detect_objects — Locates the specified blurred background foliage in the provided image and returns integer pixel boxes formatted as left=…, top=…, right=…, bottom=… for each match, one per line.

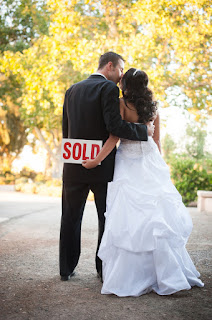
left=0, top=0, right=211, bottom=203
left=163, top=125, right=212, bottom=205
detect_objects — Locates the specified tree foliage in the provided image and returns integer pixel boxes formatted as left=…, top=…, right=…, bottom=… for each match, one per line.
left=185, top=124, right=207, bottom=159
left=0, top=0, right=50, bottom=170
left=162, top=133, right=176, bottom=162
left=0, top=0, right=211, bottom=176
left=47, top=0, right=211, bottom=116
left=169, top=157, right=212, bottom=205
left=0, top=0, right=50, bottom=52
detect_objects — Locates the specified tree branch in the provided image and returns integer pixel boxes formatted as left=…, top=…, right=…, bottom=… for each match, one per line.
left=34, top=127, right=56, bottom=159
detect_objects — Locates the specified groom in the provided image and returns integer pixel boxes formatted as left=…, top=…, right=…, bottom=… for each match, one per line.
left=60, top=51, right=154, bottom=281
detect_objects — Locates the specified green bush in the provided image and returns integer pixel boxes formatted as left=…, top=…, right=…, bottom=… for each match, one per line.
left=20, top=167, right=37, bottom=180
left=34, top=173, right=48, bottom=183
left=0, top=168, right=63, bottom=197
left=14, top=177, right=62, bottom=197
left=169, top=156, right=212, bottom=205
left=0, top=168, right=40, bottom=185
left=0, top=169, right=16, bottom=185
left=46, top=178, right=62, bottom=187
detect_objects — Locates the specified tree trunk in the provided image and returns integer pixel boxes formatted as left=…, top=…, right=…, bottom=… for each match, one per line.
left=51, top=154, right=63, bottom=179
left=34, top=127, right=62, bottom=179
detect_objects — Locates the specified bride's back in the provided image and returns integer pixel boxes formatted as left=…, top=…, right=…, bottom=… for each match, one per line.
left=119, top=96, right=161, bottom=152
left=119, top=98, right=140, bottom=123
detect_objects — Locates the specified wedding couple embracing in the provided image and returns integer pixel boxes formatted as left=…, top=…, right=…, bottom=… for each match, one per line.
left=60, top=52, right=204, bottom=297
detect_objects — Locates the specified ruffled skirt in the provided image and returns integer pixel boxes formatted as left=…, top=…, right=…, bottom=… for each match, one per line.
left=98, top=139, right=204, bottom=296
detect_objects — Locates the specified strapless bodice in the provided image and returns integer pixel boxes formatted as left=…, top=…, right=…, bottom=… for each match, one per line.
left=118, top=137, right=157, bottom=158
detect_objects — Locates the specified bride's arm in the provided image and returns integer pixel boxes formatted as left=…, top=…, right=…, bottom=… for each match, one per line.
left=82, top=134, right=119, bottom=169
left=82, top=100, right=124, bottom=169
left=152, top=112, right=161, bottom=153
left=82, top=99, right=128, bottom=169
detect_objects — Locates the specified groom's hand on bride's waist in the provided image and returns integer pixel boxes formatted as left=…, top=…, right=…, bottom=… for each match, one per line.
left=146, top=122, right=155, bottom=136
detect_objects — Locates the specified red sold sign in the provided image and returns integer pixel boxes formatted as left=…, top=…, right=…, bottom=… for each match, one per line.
left=61, top=139, right=103, bottom=164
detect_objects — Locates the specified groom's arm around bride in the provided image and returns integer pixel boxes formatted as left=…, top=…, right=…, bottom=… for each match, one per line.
left=60, top=51, right=154, bottom=281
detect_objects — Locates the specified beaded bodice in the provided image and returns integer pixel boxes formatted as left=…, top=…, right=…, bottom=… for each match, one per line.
left=118, top=137, right=157, bottom=159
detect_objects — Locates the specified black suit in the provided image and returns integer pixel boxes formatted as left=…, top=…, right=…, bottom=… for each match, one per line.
left=60, top=74, right=148, bottom=277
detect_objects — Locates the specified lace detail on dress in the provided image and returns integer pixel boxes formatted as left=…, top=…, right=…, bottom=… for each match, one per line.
left=140, top=137, right=158, bottom=155
left=118, top=137, right=157, bottom=159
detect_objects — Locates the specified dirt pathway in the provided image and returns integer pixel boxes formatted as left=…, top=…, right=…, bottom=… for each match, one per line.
left=0, top=191, right=211, bottom=320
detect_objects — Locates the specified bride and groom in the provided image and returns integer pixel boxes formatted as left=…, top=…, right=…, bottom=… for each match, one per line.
left=60, top=51, right=204, bottom=296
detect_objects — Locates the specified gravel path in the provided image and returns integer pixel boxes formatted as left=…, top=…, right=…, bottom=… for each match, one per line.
left=0, top=191, right=211, bottom=320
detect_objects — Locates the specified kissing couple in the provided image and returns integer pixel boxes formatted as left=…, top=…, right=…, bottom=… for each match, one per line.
left=60, top=51, right=204, bottom=296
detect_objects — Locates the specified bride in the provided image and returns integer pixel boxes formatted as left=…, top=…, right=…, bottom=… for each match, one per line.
left=82, top=68, right=204, bottom=297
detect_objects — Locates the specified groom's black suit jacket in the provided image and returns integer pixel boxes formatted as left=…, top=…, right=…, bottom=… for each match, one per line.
left=62, top=74, right=148, bottom=184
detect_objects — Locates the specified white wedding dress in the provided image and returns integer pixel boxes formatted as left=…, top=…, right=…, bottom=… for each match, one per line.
left=98, top=137, right=204, bottom=297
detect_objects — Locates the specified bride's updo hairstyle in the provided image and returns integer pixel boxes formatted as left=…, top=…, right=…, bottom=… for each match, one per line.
left=121, top=68, right=157, bottom=124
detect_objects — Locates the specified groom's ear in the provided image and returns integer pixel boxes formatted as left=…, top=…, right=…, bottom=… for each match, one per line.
left=107, top=61, right=114, bottom=71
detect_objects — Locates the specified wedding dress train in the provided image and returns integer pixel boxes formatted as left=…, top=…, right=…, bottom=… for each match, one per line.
left=98, top=137, right=204, bottom=297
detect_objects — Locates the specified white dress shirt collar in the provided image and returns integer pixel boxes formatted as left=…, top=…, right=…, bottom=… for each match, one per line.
left=91, top=72, right=107, bottom=80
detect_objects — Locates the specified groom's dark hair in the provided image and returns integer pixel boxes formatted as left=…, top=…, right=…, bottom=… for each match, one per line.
left=98, top=52, right=125, bottom=69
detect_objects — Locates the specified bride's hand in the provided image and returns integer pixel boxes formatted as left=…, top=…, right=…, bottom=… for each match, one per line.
left=82, top=159, right=98, bottom=169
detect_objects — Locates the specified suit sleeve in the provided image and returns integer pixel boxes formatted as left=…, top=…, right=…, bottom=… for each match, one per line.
left=62, top=91, right=68, bottom=138
left=102, top=84, right=148, bottom=141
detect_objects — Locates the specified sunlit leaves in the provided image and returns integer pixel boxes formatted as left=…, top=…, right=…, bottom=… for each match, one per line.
left=0, top=0, right=211, bottom=171
left=44, top=0, right=211, bottom=117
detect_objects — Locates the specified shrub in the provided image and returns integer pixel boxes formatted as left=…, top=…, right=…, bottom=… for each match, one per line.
left=169, top=156, right=212, bottom=205
left=14, top=177, right=62, bottom=197
left=15, top=177, right=30, bottom=191
left=0, top=172, right=15, bottom=185
left=0, top=168, right=16, bottom=185
left=46, top=178, right=62, bottom=187
left=34, top=173, right=48, bottom=183
left=19, top=167, right=37, bottom=180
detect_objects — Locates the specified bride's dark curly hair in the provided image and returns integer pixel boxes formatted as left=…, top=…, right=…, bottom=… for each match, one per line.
left=121, top=68, right=157, bottom=124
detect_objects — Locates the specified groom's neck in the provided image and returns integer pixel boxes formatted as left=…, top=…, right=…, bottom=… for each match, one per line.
left=96, top=69, right=108, bottom=80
